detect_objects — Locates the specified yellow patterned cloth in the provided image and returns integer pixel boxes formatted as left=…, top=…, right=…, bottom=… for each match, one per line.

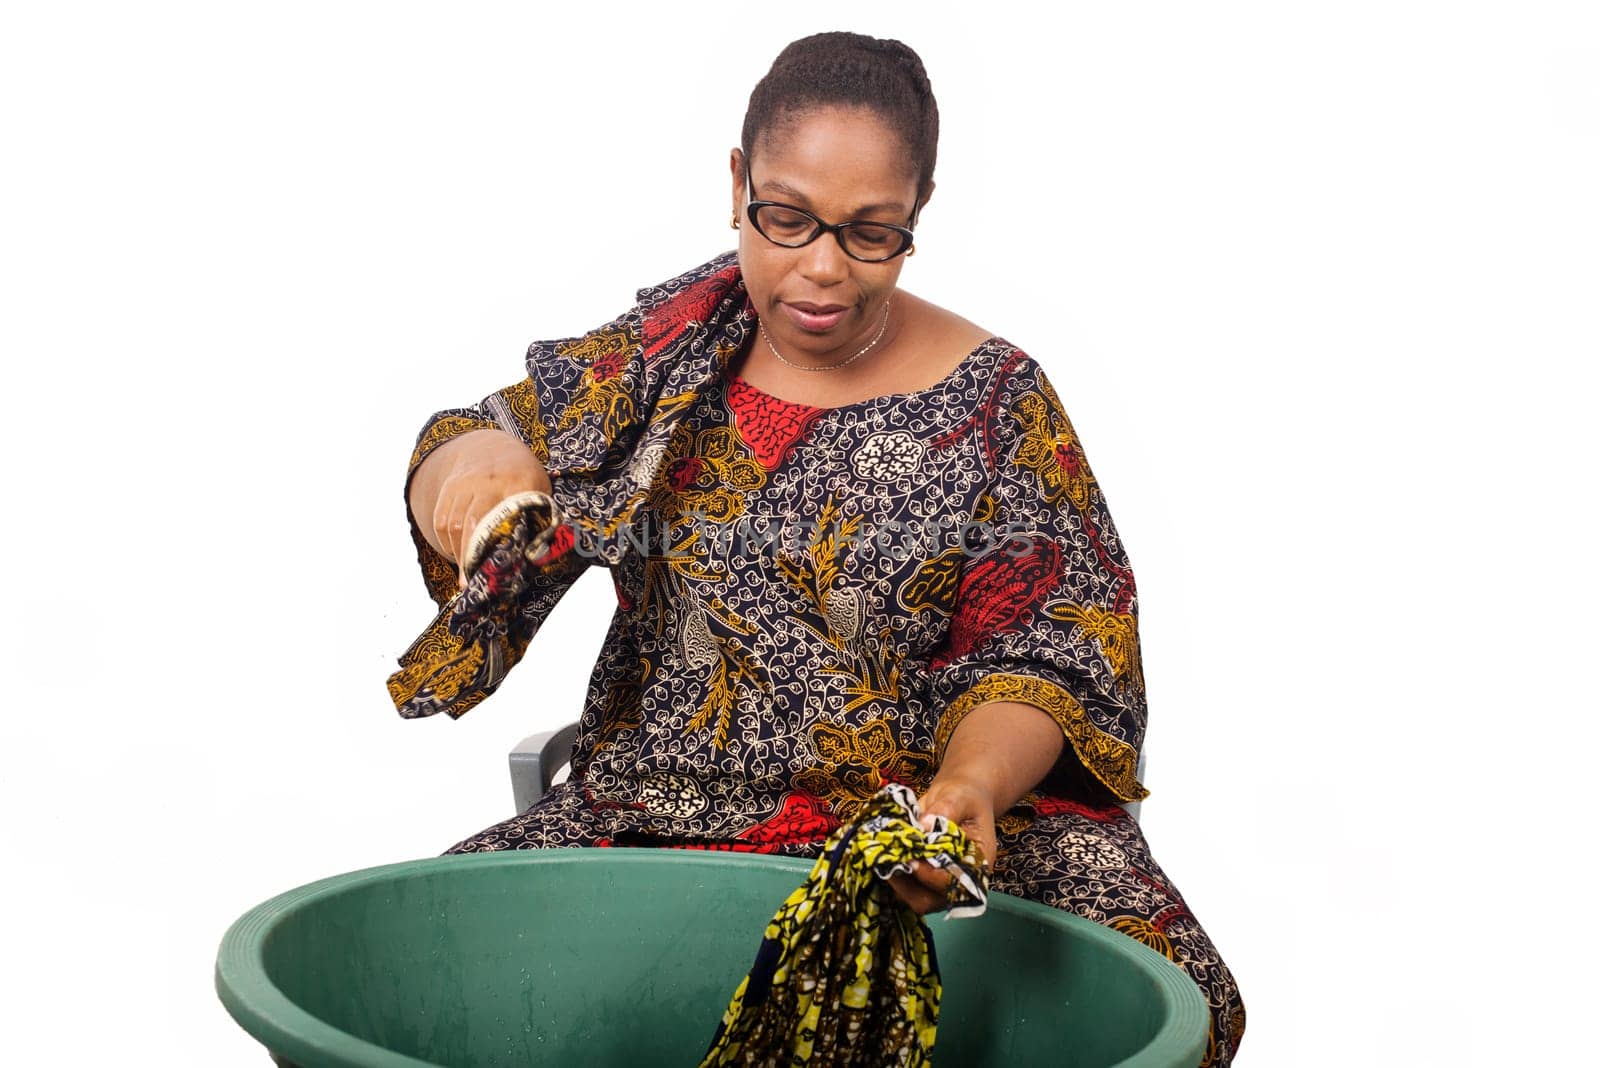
left=700, top=783, right=987, bottom=1067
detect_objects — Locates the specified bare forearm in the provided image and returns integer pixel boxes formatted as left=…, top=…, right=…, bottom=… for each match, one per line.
left=937, top=701, right=1065, bottom=814
left=892, top=700, right=1066, bottom=912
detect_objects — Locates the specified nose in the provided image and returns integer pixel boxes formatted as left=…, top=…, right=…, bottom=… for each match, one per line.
left=796, top=230, right=852, bottom=288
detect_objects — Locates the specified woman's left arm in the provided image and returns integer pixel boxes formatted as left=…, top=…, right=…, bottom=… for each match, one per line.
left=888, top=701, right=1063, bottom=915
left=891, top=355, right=1151, bottom=914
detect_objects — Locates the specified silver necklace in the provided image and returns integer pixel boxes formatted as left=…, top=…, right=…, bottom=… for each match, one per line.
left=758, top=298, right=892, bottom=372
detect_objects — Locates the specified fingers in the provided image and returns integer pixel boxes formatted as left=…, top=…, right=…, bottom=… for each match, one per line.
left=889, top=859, right=985, bottom=917
left=454, top=495, right=484, bottom=580
left=917, top=789, right=996, bottom=881
left=908, top=858, right=950, bottom=895
left=434, top=485, right=488, bottom=585
left=427, top=436, right=557, bottom=588
left=433, top=493, right=465, bottom=581
left=887, top=871, right=948, bottom=916
left=422, top=433, right=553, bottom=576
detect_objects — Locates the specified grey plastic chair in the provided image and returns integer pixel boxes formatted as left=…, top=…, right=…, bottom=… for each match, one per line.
left=511, top=725, right=1147, bottom=822
left=508, top=723, right=581, bottom=815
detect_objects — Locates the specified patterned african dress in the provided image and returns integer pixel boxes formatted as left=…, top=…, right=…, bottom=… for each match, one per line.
left=386, top=251, right=1246, bottom=1066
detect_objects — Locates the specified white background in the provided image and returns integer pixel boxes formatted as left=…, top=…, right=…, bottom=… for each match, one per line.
left=3, top=2, right=1595, bottom=1064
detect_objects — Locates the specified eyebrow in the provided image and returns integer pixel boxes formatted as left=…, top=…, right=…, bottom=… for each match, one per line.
left=759, top=178, right=908, bottom=217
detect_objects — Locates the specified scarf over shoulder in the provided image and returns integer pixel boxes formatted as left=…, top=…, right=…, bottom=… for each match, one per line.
left=386, top=251, right=756, bottom=720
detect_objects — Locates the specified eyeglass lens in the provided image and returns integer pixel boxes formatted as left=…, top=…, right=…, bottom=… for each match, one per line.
left=751, top=205, right=904, bottom=262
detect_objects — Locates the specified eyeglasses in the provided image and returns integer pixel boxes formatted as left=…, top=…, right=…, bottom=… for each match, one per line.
left=743, top=161, right=917, bottom=263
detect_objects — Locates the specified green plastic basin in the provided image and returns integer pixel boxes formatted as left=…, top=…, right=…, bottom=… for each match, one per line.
left=216, top=850, right=1207, bottom=1066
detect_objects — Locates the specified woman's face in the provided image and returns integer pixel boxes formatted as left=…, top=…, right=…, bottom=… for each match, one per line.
left=731, top=106, right=930, bottom=364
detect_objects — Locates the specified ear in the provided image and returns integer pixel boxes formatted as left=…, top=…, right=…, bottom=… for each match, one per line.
left=730, top=148, right=746, bottom=207
left=913, top=179, right=936, bottom=228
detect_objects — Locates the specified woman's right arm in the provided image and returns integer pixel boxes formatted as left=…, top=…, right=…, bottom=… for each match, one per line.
left=408, top=428, right=554, bottom=584
left=390, top=419, right=589, bottom=721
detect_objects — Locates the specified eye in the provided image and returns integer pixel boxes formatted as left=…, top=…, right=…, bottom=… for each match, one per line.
left=843, top=225, right=899, bottom=255
left=763, top=207, right=812, bottom=234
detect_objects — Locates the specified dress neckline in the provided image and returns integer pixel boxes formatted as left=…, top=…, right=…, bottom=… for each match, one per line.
left=728, top=335, right=1005, bottom=413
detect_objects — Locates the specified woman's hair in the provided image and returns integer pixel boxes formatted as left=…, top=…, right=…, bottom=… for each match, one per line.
left=740, top=32, right=940, bottom=210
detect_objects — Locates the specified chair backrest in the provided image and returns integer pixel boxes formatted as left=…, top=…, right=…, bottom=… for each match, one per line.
left=508, top=723, right=580, bottom=815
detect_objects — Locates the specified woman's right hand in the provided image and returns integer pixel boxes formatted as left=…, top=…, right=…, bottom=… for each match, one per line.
left=409, top=429, right=554, bottom=587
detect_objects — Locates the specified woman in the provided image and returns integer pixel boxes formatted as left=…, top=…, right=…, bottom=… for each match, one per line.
left=390, top=32, right=1245, bottom=1066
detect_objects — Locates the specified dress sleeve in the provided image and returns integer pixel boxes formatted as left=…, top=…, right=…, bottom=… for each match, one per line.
left=386, top=363, right=597, bottom=720
left=925, top=356, right=1150, bottom=803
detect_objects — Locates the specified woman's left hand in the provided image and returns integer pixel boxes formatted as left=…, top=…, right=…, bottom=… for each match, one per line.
left=886, top=776, right=997, bottom=916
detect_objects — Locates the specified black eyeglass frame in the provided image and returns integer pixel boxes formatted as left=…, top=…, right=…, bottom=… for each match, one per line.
left=742, top=161, right=918, bottom=263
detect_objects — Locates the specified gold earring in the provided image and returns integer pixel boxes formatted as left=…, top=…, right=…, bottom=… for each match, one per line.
left=906, top=244, right=916, bottom=257
left=730, top=211, right=740, bottom=230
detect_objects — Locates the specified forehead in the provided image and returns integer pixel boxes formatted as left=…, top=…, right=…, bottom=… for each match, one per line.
left=750, top=106, right=918, bottom=216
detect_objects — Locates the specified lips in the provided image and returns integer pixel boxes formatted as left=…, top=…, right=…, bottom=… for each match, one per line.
left=782, top=301, right=851, bottom=332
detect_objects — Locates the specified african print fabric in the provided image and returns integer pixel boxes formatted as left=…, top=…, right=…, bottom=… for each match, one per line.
left=388, top=250, right=1246, bottom=1065
left=699, top=783, right=985, bottom=1067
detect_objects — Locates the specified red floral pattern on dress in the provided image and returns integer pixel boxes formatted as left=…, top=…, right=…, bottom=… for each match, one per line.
left=665, top=455, right=706, bottom=491
left=541, top=522, right=576, bottom=563
left=1031, top=793, right=1126, bottom=822
left=726, top=377, right=827, bottom=470
left=640, top=264, right=741, bottom=363
left=738, top=789, right=842, bottom=846
left=613, top=792, right=841, bottom=855
left=930, top=536, right=1063, bottom=668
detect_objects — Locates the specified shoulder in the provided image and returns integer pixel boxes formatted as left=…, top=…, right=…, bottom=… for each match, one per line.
left=992, top=347, right=1058, bottom=407
left=965, top=341, right=1090, bottom=488
left=896, top=290, right=1057, bottom=393
left=898, top=290, right=996, bottom=357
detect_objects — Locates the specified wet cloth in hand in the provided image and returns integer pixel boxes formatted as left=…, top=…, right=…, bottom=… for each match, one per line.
left=699, top=783, right=988, bottom=1067
left=388, top=490, right=576, bottom=719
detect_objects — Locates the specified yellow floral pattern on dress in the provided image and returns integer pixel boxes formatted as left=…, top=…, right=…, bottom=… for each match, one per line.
left=1011, top=388, right=1096, bottom=513
left=589, top=657, right=646, bottom=756
left=774, top=496, right=865, bottom=649
left=385, top=611, right=501, bottom=719
left=1108, top=915, right=1176, bottom=960
left=817, top=623, right=906, bottom=718
left=650, top=422, right=768, bottom=525
left=796, top=718, right=936, bottom=821
left=1047, top=601, right=1145, bottom=692
left=406, top=413, right=499, bottom=478
left=894, top=547, right=965, bottom=617
left=679, top=592, right=769, bottom=752
left=549, top=326, right=641, bottom=461
left=497, top=376, right=550, bottom=462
